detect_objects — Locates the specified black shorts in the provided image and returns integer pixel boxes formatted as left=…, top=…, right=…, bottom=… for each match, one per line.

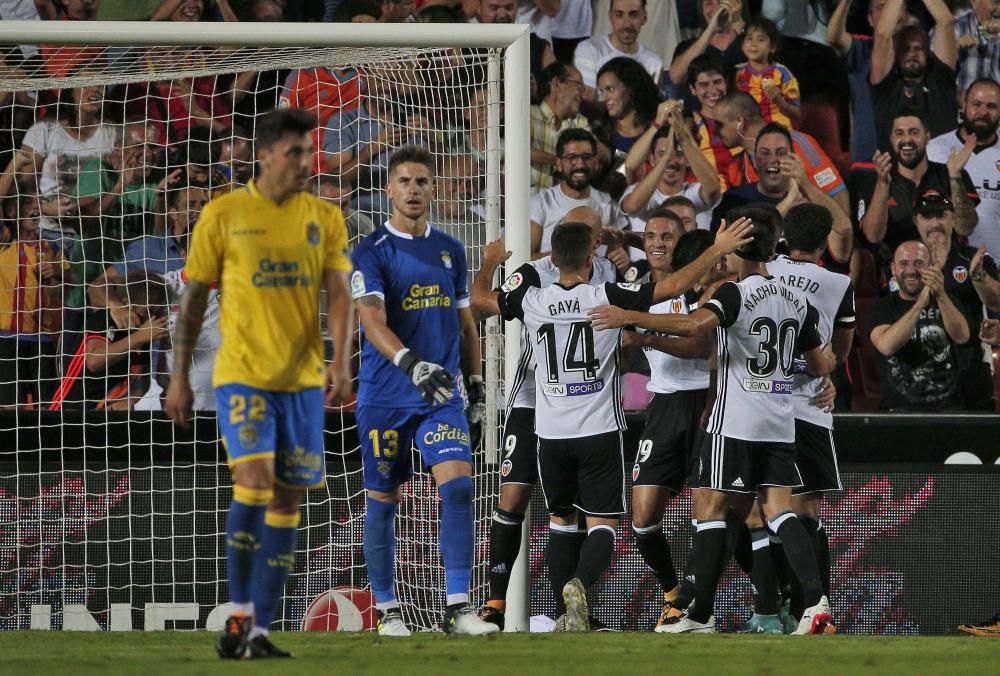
left=792, top=419, right=843, bottom=495
left=631, top=389, right=707, bottom=493
left=500, top=407, right=538, bottom=485
left=538, top=430, right=625, bottom=517
left=0, top=336, right=57, bottom=407
left=697, top=432, right=802, bottom=493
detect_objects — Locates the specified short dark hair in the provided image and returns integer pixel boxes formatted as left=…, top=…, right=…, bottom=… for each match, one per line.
left=687, top=54, right=726, bottom=88
left=718, top=91, right=763, bottom=123
left=891, top=109, right=931, bottom=133
left=611, top=0, right=646, bottom=8
left=646, top=206, right=684, bottom=230
left=388, top=145, right=435, bottom=178
left=727, top=203, right=781, bottom=262
left=661, top=195, right=696, bottom=212
left=651, top=125, right=674, bottom=146
left=125, top=270, right=169, bottom=317
left=671, top=230, right=715, bottom=270
left=255, top=108, right=315, bottom=151
left=555, top=128, right=598, bottom=157
left=166, top=180, right=209, bottom=210
left=894, top=24, right=929, bottom=55
left=332, top=0, right=381, bottom=22
left=967, top=77, right=1000, bottom=98
left=755, top=121, right=793, bottom=153
left=783, top=203, right=833, bottom=253
left=538, top=61, right=573, bottom=99
left=550, top=222, right=594, bottom=270
left=745, top=17, right=780, bottom=57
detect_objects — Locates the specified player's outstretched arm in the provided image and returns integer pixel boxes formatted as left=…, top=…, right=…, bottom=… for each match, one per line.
left=470, top=239, right=511, bottom=321
left=325, top=269, right=355, bottom=405
left=165, top=279, right=211, bottom=428
left=649, top=217, right=753, bottom=304
left=589, top=306, right=720, bottom=337
left=355, top=295, right=455, bottom=405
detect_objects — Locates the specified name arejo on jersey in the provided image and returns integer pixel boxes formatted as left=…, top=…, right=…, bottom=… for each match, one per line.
left=742, top=378, right=794, bottom=394
left=252, top=258, right=313, bottom=288
left=542, top=378, right=606, bottom=397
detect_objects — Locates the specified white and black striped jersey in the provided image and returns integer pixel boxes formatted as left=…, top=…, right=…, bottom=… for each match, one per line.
left=505, top=256, right=618, bottom=411
left=498, top=264, right=655, bottom=439
left=702, top=274, right=822, bottom=443
left=768, top=255, right=855, bottom=429
left=636, top=271, right=710, bottom=393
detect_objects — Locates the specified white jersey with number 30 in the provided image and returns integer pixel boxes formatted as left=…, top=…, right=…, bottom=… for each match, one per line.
left=702, top=274, right=822, bottom=443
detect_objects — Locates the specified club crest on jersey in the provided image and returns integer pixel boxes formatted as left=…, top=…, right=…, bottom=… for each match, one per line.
left=351, top=270, right=366, bottom=296
left=307, top=222, right=320, bottom=246
left=624, top=266, right=639, bottom=282
left=501, top=272, right=523, bottom=292
left=239, top=423, right=258, bottom=449
left=441, top=251, right=453, bottom=269
left=671, top=299, right=683, bottom=314
left=502, top=459, right=513, bottom=477
left=377, top=461, right=391, bottom=477
left=953, top=266, right=969, bottom=283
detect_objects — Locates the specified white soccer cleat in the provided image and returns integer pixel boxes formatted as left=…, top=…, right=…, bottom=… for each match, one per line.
left=444, top=605, right=501, bottom=635
left=657, top=614, right=716, bottom=634
left=377, top=610, right=412, bottom=637
left=562, top=578, right=590, bottom=633
left=794, top=595, right=833, bottom=635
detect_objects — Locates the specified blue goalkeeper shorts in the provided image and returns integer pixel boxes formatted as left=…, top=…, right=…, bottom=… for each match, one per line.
left=357, top=401, right=472, bottom=491
left=216, top=383, right=325, bottom=489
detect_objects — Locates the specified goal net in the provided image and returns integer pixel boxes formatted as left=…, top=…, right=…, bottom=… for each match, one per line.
left=0, top=22, right=528, bottom=632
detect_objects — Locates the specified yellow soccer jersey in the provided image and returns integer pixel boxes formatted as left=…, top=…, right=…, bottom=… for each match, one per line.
left=185, top=180, right=351, bottom=392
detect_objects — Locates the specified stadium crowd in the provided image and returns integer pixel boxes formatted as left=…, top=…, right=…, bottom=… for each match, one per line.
left=0, top=0, right=998, bottom=415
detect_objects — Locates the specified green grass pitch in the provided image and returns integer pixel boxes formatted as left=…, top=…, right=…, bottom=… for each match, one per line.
left=0, top=632, right=996, bottom=675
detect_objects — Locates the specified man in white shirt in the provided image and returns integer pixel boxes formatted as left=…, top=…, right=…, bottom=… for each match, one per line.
left=621, top=102, right=723, bottom=235
left=926, top=78, right=1000, bottom=260
left=530, top=128, right=628, bottom=258
left=574, top=0, right=664, bottom=100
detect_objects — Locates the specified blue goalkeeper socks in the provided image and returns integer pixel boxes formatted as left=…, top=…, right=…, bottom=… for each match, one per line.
left=364, top=496, right=399, bottom=610
left=438, top=476, right=474, bottom=605
left=251, top=510, right=300, bottom=633
left=226, top=486, right=270, bottom=610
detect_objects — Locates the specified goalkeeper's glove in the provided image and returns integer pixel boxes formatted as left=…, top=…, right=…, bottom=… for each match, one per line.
left=465, top=375, right=486, bottom=450
left=395, top=348, right=455, bottom=406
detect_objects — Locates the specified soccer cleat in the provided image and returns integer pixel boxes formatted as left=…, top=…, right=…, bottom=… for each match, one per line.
left=561, top=578, right=589, bottom=633
left=377, top=609, right=412, bottom=637
left=747, top=613, right=784, bottom=634
left=778, top=600, right=797, bottom=634
left=657, top=613, right=716, bottom=634
left=247, top=634, right=293, bottom=659
left=216, top=614, right=251, bottom=659
left=444, top=604, right=501, bottom=635
left=478, top=605, right=505, bottom=631
left=653, top=599, right=685, bottom=633
left=793, top=595, right=833, bottom=635
left=958, top=614, right=1000, bottom=637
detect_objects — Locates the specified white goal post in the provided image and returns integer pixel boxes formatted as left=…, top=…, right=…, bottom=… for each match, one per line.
left=0, top=20, right=530, bottom=632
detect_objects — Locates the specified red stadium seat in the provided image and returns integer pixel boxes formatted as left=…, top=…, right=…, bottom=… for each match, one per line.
left=854, top=248, right=883, bottom=298
left=850, top=297, right=881, bottom=410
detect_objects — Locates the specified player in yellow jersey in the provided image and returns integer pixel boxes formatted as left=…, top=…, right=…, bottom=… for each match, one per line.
left=164, top=109, right=354, bottom=659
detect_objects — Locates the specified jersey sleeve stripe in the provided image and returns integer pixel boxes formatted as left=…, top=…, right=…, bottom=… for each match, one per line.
left=456, top=297, right=470, bottom=309
left=705, top=298, right=726, bottom=322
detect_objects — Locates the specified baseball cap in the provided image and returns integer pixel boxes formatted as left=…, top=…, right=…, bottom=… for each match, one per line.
left=913, top=190, right=954, bottom=215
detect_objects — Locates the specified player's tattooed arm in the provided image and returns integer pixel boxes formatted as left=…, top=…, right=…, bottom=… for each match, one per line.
left=354, top=294, right=407, bottom=361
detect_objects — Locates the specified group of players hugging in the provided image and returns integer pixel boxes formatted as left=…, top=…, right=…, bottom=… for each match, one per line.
left=164, top=108, right=849, bottom=660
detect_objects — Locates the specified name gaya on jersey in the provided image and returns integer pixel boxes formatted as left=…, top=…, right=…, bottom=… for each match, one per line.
left=497, top=263, right=655, bottom=439
left=504, top=255, right=619, bottom=411
left=350, top=222, right=470, bottom=409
